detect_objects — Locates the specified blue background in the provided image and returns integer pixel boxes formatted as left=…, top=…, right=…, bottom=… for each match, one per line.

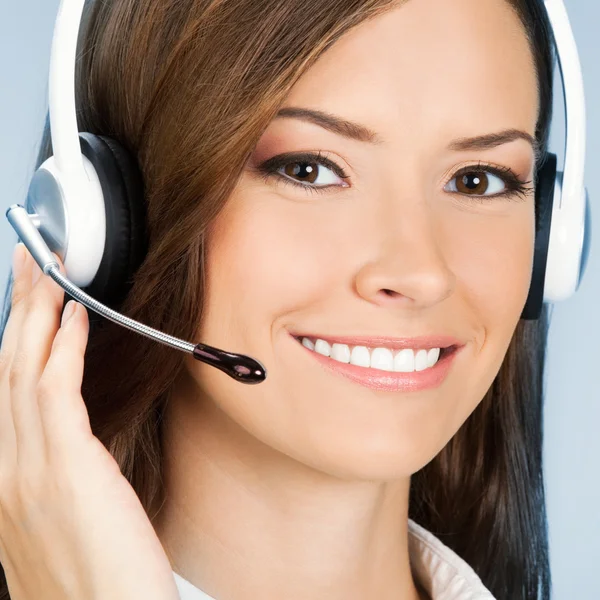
left=0, top=1, right=598, bottom=597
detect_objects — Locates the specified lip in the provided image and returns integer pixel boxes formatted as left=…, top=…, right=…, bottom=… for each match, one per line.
left=288, top=333, right=465, bottom=351
left=291, top=334, right=465, bottom=393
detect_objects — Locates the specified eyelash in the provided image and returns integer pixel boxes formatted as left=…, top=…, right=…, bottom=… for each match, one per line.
left=255, top=152, right=534, bottom=202
left=256, top=151, right=350, bottom=195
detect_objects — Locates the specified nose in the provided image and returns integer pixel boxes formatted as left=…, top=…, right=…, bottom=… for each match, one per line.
left=354, top=201, right=455, bottom=310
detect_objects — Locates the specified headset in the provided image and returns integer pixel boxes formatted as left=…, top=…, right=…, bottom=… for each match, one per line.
left=5, top=0, right=591, bottom=383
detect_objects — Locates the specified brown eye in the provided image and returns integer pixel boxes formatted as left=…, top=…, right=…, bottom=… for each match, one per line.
left=456, top=171, right=489, bottom=195
left=283, top=162, right=319, bottom=184
left=445, top=168, right=508, bottom=197
left=257, top=151, right=350, bottom=192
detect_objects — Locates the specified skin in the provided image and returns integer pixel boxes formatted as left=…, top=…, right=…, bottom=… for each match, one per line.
left=153, top=0, right=539, bottom=598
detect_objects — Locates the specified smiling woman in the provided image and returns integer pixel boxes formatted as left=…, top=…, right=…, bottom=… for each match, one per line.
left=0, top=0, right=556, bottom=599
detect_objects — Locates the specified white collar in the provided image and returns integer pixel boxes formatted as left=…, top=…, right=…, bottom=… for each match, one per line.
left=407, top=520, right=495, bottom=599
left=172, top=519, right=496, bottom=599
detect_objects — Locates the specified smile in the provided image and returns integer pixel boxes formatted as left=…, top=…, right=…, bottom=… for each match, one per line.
left=292, top=335, right=463, bottom=393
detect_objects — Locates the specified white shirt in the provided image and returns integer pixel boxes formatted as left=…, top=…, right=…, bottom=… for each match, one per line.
left=172, top=519, right=495, bottom=599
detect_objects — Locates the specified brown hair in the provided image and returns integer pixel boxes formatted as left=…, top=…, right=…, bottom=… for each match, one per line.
left=1, top=1, right=555, bottom=598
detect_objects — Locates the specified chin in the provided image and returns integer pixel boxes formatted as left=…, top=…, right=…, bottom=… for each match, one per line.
left=272, top=424, right=451, bottom=482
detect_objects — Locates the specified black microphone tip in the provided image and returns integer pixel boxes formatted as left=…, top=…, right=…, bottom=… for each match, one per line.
left=192, top=343, right=267, bottom=384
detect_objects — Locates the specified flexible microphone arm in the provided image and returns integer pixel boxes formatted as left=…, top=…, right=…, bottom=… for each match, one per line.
left=6, top=204, right=267, bottom=385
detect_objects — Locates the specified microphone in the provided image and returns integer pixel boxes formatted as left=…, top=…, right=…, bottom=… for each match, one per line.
left=5, top=204, right=267, bottom=385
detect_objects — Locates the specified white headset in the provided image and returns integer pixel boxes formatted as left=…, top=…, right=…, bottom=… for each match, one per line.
left=5, top=0, right=591, bottom=331
left=543, top=0, right=589, bottom=304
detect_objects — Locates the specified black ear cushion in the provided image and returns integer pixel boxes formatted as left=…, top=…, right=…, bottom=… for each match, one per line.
left=78, top=132, right=148, bottom=309
left=520, top=152, right=557, bottom=320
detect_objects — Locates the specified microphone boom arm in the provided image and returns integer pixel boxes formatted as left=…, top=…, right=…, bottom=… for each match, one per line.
left=5, top=204, right=267, bottom=385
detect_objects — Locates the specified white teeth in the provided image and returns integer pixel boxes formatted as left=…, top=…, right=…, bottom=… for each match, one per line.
left=370, top=347, right=394, bottom=371
left=331, top=343, right=350, bottom=363
left=350, top=345, right=370, bottom=367
left=427, top=347, right=440, bottom=368
left=394, top=348, right=415, bottom=373
left=414, top=349, right=429, bottom=372
left=300, top=337, right=443, bottom=372
left=314, top=339, right=331, bottom=357
left=302, top=337, right=315, bottom=351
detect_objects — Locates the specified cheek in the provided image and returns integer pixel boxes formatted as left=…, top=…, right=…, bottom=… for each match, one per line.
left=202, top=188, right=345, bottom=326
left=450, top=202, right=535, bottom=399
left=452, top=206, right=535, bottom=321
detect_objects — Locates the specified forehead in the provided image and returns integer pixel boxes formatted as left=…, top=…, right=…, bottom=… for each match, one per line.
left=283, top=0, right=538, bottom=148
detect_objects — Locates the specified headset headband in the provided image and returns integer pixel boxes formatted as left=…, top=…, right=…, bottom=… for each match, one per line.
left=545, top=0, right=586, bottom=209
left=48, top=0, right=586, bottom=202
left=49, top=0, right=86, bottom=179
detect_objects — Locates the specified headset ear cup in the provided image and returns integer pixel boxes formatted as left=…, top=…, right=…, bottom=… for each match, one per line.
left=520, top=152, right=557, bottom=320
left=78, top=133, right=148, bottom=309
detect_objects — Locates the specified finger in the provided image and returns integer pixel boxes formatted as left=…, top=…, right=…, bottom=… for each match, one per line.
left=0, top=243, right=34, bottom=467
left=38, top=300, right=93, bottom=460
left=0, top=243, right=35, bottom=356
left=10, top=250, right=68, bottom=471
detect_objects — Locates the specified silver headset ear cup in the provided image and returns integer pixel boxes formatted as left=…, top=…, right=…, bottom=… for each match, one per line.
left=78, top=133, right=147, bottom=309
left=520, top=152, right=557, bottom=321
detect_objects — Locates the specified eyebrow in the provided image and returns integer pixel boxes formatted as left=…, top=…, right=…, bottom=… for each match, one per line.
left=449, top=129, right=541, bottom=163
left=275, top=107, right=382, bottom=144
left=275, top=106, right=540, bottom=161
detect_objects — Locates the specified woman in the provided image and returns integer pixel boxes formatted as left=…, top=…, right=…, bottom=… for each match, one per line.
left=0, top=0, right=555, bottom=598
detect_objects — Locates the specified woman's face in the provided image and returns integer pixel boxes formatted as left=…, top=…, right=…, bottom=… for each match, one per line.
left=184, top=0, right=539, bottom=479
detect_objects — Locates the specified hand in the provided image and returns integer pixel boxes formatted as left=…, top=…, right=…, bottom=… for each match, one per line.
left=0, top=244, right=179, bottom=600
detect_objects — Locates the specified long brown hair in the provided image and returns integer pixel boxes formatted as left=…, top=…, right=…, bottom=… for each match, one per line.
left=1, top=1, right=554, bottom=598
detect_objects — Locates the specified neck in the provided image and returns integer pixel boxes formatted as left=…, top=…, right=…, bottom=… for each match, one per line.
left=153, top=375, right=424, bottom=600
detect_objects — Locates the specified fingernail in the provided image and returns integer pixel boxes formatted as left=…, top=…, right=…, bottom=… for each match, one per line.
left=61, top=300, right=77, bottom=326
left=12, top=243, right=26, bottom=279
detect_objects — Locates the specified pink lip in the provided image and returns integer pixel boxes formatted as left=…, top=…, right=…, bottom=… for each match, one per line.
left=293, top=335, right=464, bottom=392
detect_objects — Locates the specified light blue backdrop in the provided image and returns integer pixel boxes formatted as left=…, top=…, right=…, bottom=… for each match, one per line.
left=0, top=1, right=598, bottom=597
